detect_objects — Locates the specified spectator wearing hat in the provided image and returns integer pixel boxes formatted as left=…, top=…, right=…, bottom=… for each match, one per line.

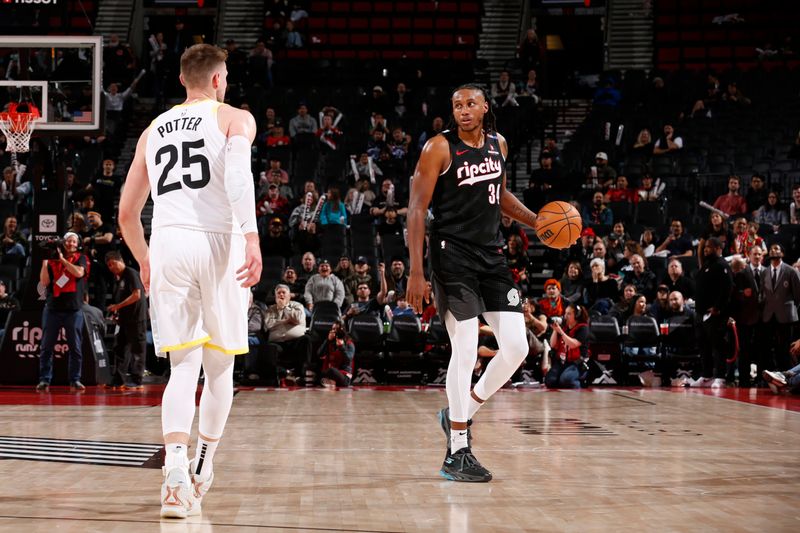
left=570, top=226, right=596, bottom=267
left=649, top=285, right=672, bottom=323
left=344, top=256, right=377, bottom=303
left=592, top=152, right=617, bottom=187
left=0, top=279, right=19, bottom=341
left=261, top=217, right=292, bottom=260
left=385, top=257, right=408, bottom=295
left=655, top=218, right=694, bottom=257
left=257, top=183, right=291, bottom=220
left=36, top=232, right=88, bottom=393
left=662, top=257, right=695, bottom=298
left=538, top=279, right=565, bottom=319
left=653, top=123, right=683, bottom=155
left=712, top=175, right=748, bottom=217
left=345, top=262, right=388, bottom=319
left=367, top=85, right=391, bottom=117
left=334, top=256, right=355, bottom=283
left=304, top=259, right=345, bottom=311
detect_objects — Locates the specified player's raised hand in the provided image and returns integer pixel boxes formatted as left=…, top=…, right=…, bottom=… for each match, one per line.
left=237, top=236, right=262, bottom=288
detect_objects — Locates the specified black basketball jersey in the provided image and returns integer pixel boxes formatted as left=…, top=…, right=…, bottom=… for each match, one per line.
left=430, top=129, right=506, bottom=248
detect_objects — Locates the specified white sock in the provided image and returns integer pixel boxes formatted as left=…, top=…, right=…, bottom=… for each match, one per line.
left=450, top=429, right=469, bottom=452
left=165, top=443, right=188, bottom=468
left=193, top=437, right=219, bottom=480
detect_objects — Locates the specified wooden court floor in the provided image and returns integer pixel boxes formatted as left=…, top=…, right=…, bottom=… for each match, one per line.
left=0, top=386, right=799, bottom=532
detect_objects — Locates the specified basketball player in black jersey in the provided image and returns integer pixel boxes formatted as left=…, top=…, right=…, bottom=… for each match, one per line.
left=407, top=84, right=539, bottom=482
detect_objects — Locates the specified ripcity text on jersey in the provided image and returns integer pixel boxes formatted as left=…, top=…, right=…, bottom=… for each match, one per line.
left=430, top=129, right=507, bottom=248
left=145, top=99, right=238, bottom=234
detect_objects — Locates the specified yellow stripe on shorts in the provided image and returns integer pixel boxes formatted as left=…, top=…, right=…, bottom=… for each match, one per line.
left=161, top=335, right=212, bottom=353
left=205, top=343, right=249, bottom=356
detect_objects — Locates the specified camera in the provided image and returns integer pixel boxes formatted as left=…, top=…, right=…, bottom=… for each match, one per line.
left=548, top=316, right=563, bottom=326
left=38, top=237, right=66, bottom=259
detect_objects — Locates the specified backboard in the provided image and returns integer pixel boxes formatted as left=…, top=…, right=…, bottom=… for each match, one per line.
left=0, top=36, right=102, bottom=134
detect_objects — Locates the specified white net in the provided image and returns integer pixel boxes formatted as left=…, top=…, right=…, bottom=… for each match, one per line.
left=0, top=112, right=37, bottom=153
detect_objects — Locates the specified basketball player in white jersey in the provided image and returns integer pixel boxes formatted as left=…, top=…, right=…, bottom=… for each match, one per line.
left=118, top=44, right=262, bottom=518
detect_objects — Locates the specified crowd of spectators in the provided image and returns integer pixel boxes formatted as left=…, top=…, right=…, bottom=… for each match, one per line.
left=4, top=12, right=800, bottom=394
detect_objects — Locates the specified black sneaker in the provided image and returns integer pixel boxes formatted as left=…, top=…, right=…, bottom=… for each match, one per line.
left=70, top=381, right=86, bottom=393
left=440, top=447, right=492, bottom=482
left=437, top=407, right=472, bottom=452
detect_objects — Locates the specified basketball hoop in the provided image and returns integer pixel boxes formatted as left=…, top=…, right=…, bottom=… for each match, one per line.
left=0, top=102, right=40, bottom=153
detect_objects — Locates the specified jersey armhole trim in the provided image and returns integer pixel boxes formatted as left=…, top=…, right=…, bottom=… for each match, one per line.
left=439, top=157, right=452, bottom=176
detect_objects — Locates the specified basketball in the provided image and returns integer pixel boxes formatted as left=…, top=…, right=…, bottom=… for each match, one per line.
left=535, top=201, right=582, bottom=249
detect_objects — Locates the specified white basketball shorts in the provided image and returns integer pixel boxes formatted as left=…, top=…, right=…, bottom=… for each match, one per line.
left=149, top=226, right=249, bottom=357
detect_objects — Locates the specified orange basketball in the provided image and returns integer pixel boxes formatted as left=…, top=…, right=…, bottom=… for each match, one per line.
left=535, top=201, right=583, bottom=249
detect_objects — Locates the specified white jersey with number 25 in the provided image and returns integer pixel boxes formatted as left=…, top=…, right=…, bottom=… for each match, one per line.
left=145, top=99, right=238, bottom=234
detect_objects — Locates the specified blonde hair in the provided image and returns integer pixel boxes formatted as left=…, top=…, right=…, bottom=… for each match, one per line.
left=180, top=44, right=228, bottom=88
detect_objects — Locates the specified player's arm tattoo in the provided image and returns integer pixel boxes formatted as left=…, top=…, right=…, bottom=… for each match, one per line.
left=500, top=189, right=538, bottom=228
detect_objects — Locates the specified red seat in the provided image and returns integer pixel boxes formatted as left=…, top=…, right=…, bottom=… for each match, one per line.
left=352, top=1, right=371, bottom=12
left=371, top=18, right=390, bottom=30
left=460, top=19, right=478, bottom=30
left=429, top=50, right=452, bottom=59
left=708, top=46, right=731, bottom=59
left=351, top=34, right=370, bottom=45
left=382, top=51, right=404, bottom=59
left=405, top=51, right=424, bottom=59
left=657, top=48, right=680, bottom=62
left=358, top=50, right=378, bottom=59
left=328, top=18, right=347, bottom=29
left=394, top=18, right=412, bottom=29
left=683, top=47, right=706, bottom=59
left=413, top=34, right=433, bottom=46
left=374, top=1, right=393, bottom=12
left=307, top=18, right=326, bottom=29
left=436, top=18, right=455, bottom=30
left=396, top=2, right=415, bottom=12
left=286, top=49, right=310, bottom=59
left=334, top=50, right=357, bottom=58
left=310, top=1, right=329, bottom=11
left=350, top=18, right=368, bottom=29
left=331, top=1, right=349, bottom=12
left=434, top=34, right=454, bottom=46
left=414, top=18, right=434, bottom=30
left=329, top=34, right=348, bottom=45
left=438, top=2, right=458, bottom=13
left=372, top=34, right=391, bottom=46
left=393, top=34, right=412, bottom=45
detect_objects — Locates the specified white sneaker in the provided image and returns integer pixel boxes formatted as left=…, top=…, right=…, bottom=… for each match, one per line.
left=190, top=469, right=214, bottom=508
left=160, top=463, right=199, bottom=519
left=671, top=376, right=689, bottom=387
left=689, top=377, right=712, bottom=388
left=710, top=378, right=726, bottom=389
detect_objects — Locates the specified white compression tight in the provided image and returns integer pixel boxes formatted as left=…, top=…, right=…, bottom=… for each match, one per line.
left=161, top=345, right=235, bottom=440
left=444, top=311, right=529, bottom=423
left=471, top=312, right=529, bottom=412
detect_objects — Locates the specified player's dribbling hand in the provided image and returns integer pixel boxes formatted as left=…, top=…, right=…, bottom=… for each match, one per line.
left=406, top=272, right=426, bottom=314
left=237, top=237, right=262, bottom=288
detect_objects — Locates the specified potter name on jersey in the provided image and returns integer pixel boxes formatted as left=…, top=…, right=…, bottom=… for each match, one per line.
left=456, top=157, right=503, bottom=186
left=155, top=116, right=203, bottom=138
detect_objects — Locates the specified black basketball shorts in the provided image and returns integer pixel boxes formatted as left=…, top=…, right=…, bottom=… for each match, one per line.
left=428, top=235, right=523, bottom=322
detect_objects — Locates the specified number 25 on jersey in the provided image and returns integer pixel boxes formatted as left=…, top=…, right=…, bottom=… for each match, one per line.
left=155, top=139, right=211, bottom=195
